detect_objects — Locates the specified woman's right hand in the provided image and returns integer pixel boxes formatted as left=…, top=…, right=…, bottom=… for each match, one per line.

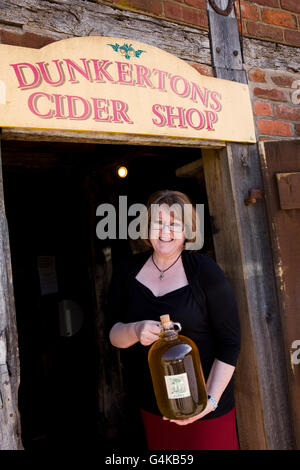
left=134, top=320, right=161, bottom=346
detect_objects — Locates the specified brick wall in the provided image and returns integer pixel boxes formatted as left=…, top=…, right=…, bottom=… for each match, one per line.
left=235, top=0, right=300, bottom=47
left=246, top=66, right=300, bottom=139
left=0, top=29, right=56, bottom=49
left=102, top=0, right=300, bottom=47
left=105, top=0, right=208, bottom=29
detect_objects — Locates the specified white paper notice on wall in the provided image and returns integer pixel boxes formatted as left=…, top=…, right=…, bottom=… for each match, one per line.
left=37, top=255, right=58, bottom=295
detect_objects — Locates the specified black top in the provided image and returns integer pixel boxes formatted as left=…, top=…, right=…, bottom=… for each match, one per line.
left=107, top=250, right=241, bottom=420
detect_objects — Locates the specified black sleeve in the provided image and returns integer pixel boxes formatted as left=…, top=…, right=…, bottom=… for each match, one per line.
left=105, top=251, right=150, bottom=337
left=201, top=256, right=241, bottom=367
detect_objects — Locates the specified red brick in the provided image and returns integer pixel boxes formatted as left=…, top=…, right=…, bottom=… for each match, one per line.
left=254, top=87, right=287, bottom=101
left=274, top=104, right=300, bottom=121
left=259, top=136, right=276, bottom=141
left=257, top=119, right=294, bottom=136
left=182, top=5, right=208, bottom=27
left=249, top=69, right=266, bottom=82
left=164, top=1, right=183, bottom=21
left=248, top=0, right=279, bottom=6
left=246, top=21, right=284, bottom=41
left=284, top=29, right=300, bottom=46
left=0, top=29, right=56, bottom=49
left=115, top=0, right=163, bottom=15
left=190, top=62, right=214, bottom=76
left=280, top=0, right=300, bottom=14
left=235, top=1, right=259, bottom=20
left=184, top=0, right=206, bottom=8
left=261, top=8, right=297, bottom=28
left=254, top=101, right=273, bottom=116
left=271, top=75, right=295, bottom=87
left=295, top=124, right=300, bottom=136
left=163, top=1, right=208, bottom=27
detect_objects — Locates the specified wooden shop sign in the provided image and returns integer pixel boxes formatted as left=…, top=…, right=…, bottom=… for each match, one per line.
left=0, top=36, right=256, bottom=143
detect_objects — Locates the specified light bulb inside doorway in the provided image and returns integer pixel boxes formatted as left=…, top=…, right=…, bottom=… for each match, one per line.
left=117, top=166, right=128, bottom=178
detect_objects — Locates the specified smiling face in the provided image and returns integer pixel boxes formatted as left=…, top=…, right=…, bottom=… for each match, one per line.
left=149, top=205, right=185, bottom=257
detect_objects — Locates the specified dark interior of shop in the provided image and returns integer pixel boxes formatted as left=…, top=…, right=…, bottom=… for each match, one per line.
left=1, top=139, right=215, bottom=449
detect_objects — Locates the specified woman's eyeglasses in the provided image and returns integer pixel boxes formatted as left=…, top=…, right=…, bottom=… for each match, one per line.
left=151, top=221, right=184, bottom=233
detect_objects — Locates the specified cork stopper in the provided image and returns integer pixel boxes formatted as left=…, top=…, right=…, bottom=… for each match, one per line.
left=160, top=314, right=173, bottom=329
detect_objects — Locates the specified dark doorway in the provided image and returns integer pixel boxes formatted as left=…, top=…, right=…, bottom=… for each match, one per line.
left=1, top=140, right=215, bottom=450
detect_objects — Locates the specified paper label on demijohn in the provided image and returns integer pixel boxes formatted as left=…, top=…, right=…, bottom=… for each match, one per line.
left=164, top=372, right=191, bottom=399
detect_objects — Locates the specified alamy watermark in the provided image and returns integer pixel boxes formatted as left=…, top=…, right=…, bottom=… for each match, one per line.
left=291, top=80, right=300, bottom=106
left=291, top=340, right=300, bottom=366
left=95, top=196, right=204, bottom=250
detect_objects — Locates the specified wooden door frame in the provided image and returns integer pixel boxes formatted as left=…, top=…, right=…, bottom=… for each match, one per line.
left=202, top=145, right=294, bottom=450
left=0, top=127, right=294, bottom=449
left=0, top=137, right=23, bottom=450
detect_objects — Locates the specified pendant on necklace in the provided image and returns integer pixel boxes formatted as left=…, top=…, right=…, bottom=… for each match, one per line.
left=159, top=272, right=165, bottom=280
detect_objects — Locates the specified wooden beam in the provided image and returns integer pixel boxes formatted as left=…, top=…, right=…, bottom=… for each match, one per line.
left=0, top=128, right=226, bottom=150
left=0, top=138, right=23, bottom=449
left=176, top=159, right=203, bottom=177
left=243, top=38, right=300, bottom=74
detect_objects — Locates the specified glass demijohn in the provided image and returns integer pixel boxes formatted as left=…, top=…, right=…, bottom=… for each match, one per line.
left=148, top=315, right=207, bottom=420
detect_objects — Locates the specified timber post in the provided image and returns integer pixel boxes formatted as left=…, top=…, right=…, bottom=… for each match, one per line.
left=0, top=137, right=23, bottom=449
left=205, top=0, right=295, bottom=449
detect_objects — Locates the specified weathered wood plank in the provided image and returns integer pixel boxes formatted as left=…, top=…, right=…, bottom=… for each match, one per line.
left=0, top=139, right=23, bottom=450
left=226, top=143, right=294, bottom=449
left=0, top=128, right=226, bottom=149
left=203, top=144, right=295, bottom=449
left=0, top=0, right=211, bottom=65
left=202, top=148, right=267, bottom=450
left=207, top=0, right=244, bottom=82
left=243, top=38, right=300, bottom=74
left=175, top=159, right=203, bottom=177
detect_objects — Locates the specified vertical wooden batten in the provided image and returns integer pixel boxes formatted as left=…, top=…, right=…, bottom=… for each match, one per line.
left=0, top=138, right=23, bottom=449
left=207, top=0, right=245, bottom=82
left=205, top=0, right=294, bottom=449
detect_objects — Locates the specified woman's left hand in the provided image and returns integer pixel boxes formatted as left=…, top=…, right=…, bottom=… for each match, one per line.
left=162, top=399, right=215, bottom=426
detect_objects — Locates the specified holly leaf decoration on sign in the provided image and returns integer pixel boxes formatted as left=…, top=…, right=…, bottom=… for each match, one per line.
left=107, top=42, right=146, bottom=59
left=135, top=49, right=145, bottom=58
left=108, top=43, right=120, bottom=52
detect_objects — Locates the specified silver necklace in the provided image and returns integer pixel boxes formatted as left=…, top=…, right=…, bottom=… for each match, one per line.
left=151, top=253, right=182, bottom=280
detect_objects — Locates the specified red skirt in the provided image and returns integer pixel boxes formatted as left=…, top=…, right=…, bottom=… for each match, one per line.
left=140, top=408, right=239, bottom=450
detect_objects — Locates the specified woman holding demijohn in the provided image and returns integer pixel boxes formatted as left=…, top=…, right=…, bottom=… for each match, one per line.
left=108, top=190, right=241, bottom=450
